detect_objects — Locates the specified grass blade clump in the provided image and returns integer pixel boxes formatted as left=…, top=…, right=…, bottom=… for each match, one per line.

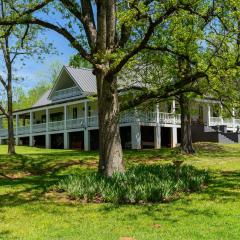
left=57, top=164, right=209, bottom=203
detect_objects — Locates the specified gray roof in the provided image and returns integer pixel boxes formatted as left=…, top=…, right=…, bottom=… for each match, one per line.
left=32, top=66, right=97, bottom=108
left=65, top=66, right=97, bottom=93
left=31, top=66, right=145, bottom=109
left=33, top=90, right=52, bottom=107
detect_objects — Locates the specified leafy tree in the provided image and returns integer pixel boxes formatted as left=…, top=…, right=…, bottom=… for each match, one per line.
left=0, top=1, right=53, bottom=154
left=120, top=1, right=240, bottom=153
left=14, top=61, right=61, bottom=110
left=0, top=0, right=223, bottom=176
left=119, top=6, right=216, bottom=154
left=14, top=82, right=51, bottom=110
left=69, top=54, right=92, bottom=69
left=0, top=0, right=216, bottom=175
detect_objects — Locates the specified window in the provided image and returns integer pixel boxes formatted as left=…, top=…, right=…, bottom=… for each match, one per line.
left=50, top=112, right=64, bottom=122
left=41, top=115, right=46, bottom=123
left=73, top=107, right=78, bottom=119
left=199, top=106, right=203, bottom=123
left=88, top=106, right=91, bottom=117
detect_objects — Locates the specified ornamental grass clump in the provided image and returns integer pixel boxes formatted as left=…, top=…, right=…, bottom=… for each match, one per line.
left=57, top=164, right=209, bottom=203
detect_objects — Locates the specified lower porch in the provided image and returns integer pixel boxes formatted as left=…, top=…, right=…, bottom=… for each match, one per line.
left=1, top=124, right=180, bottom=151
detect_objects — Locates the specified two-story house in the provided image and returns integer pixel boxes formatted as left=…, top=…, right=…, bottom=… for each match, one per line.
left=0, top=66, right=239, bottom=150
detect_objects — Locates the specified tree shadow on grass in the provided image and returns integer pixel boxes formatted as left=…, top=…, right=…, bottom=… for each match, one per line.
left=97, top=168, right=240, bottom=225
left=0, top=144, right=240, bottom=214
left=0, top=230, right=11, bottom=240
left=203, top=170, right=240, bottom=201
left=0, top=152, right=98, bottom=177
left=0, top=175, right=62, bottom=207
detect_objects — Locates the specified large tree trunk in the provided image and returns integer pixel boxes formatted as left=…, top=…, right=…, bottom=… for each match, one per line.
left=96, top=69, right=124, bottom=176
left=179, top=94, right=195, bottom=154
left=7, top=83, right=15, bottom=155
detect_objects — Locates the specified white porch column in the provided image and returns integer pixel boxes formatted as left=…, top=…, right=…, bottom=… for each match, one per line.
left=46, top=109, right=49, bottom=132
left=156, top=104, right=160, bottom=123
left=232, top=108, right=235, bottom=129
left=172, top=99, right=176, bottom=113
left=154, top=126, right=161, bottom=149
left=131, top=124, right=141, bottom=149
left=15, top=114, right=19, bottom=136
left=64, top=132, right=69, bottom=149
left=15, top=137, right=19, bottom=146
left=30, top=112, right=33, bottom=134
left=84, top=129, right=89, bottom=151
left=0, top=138, right=2, bottom=145
left=64, top=105, right=67, bottom=130
left=220, top=105, right=224, bottom=125
left=83, top=101, right=89, bottom=151
left=45, top=134, right=50, bottom=148
left=154, top=104, right=161, bottom=149
left=29, top=135, right=34, bottom=147
left=171, top=127, right=178, bottom=148
left=207, top=104, right=211, bottom=126
left=84, top=101, right=88, bottom=127
left=29, top=112, right=33, bottom=147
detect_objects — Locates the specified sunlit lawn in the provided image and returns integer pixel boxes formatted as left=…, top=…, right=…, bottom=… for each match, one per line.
left=0, top=143, right=240, bottom=239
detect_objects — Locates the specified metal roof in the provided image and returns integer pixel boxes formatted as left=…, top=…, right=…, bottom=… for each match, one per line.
left=32, top=66, right=97, bottom=108
left=65, top=66, right=97, bottom=93
left=32, top=90, right=52, bottom=107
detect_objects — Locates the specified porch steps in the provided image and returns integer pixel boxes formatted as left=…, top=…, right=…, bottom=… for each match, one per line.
left=192, top=124, right=240, bottom=144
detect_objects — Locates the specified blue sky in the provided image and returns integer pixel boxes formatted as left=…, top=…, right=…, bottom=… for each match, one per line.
left=16, top=28, right=77, bottom=90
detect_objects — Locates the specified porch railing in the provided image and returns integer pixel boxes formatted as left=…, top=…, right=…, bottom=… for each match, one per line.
left=209, top=117, right=223, bottom=126
left=48, top=120, right=65, bottom=132
left=88, top=116, right=98, bottom=127
left=159, top=112, right=181, bottom=125
left=0, top=111, right=182, bottom=138
left=32, top=123, right=47, bottom=133
left=210, top=117, right=240, bottom=128
left=0, top=129, right=8, bottom=137
left=51, top=86, right=81, bottom=101
left=18, top=126, right=30, bottom=135
left=67, top=118, right=85, bottom=129
left=139, top=112, right=157, bottom=123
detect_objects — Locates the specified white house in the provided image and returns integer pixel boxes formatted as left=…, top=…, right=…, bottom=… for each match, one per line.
left=0, top=66, right=239, bottom=150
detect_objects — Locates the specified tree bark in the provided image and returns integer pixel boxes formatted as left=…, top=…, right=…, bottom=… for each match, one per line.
left=7, top=71, right=15, bottom=155
left=179, top=94, right=195, bottom=154
left=96, top=69, right=124, bottom=176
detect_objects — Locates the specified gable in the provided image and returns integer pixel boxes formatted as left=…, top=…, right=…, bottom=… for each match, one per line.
left=54, top=69, right=77, bottom=91
left=65, top=67, right=97, bottom=93
left=48, top=66, right=97, bottom=102
left=48, top=66, right=83, bottom=101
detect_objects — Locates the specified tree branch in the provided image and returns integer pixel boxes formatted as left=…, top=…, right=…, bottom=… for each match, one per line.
left=8, top=0, right=53, bottom=17
left=59, top=0, right=96, bottom=51
left=107, top=6, right=178, bottom=78
left=145, top=45, right=197, bottom=65
left=0, top=103, right=8, bottom=117
left=120, top=70, right=207, bottom=111
left=0, top=17, right=94, bottom=63
left=0, top=75, right=7, bottom=90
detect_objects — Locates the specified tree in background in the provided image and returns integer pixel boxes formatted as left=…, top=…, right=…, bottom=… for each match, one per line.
left=14, top=61, right=62, bottom=110
left=202, top=1, right=240, bottom=112
left=119, top=6, right=216, bottom=154
left=0, top=1, right=53, bottom=154
left=0, top=0, right=209, bottom=176
left=69, top=54, right=92, bottom=69
left=120, top=0, right=240, bottom=154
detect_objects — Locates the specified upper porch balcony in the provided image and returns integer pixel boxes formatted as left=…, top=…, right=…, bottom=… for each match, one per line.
left=0, top=111, right=181, bottom=138
left=51, top=86, right=82, bottom=101
left=209, top=117, right=240, bottom=129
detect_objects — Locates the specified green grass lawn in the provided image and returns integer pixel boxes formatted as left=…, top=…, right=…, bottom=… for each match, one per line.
left=0, top=143, right=240, bottom=240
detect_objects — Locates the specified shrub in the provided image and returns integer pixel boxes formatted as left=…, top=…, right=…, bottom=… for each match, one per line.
left=57, top=164, right=209, bottom=203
